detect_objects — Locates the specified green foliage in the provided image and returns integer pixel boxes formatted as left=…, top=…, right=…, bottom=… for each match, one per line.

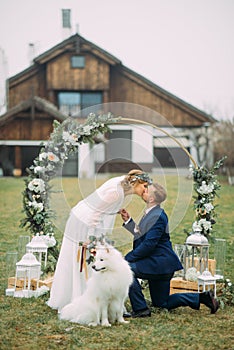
left=189, top=157, right=226, bottom=238
left=0, top=176, right=234, bottom=349
left=217, top=278, right=234, bottom=308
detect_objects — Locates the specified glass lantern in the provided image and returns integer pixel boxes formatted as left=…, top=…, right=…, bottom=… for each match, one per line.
left=213, top=238, right=226, bottom=280
left=5, top=251, right=18, bottom=296
left=185, top=231, right=210, bottom=276
left=18, top=235, right=30, bottom=260
left=26, top=236, right=48, bottom=267
left=174, top=244, right=186, bottom=277
left=14, top=253, right=41, bottom=298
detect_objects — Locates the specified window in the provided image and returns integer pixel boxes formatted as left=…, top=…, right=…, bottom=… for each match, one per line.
left=71, top=56, right=85, bottom=68
left=58, top=92, right=102, bottom=116
left=58, top=92, right=81, bottom=116
left=81, top=93, right=102, bottom=110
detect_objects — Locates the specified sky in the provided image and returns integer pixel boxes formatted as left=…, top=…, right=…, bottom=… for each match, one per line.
left=0, top=0, right=234, bottom=120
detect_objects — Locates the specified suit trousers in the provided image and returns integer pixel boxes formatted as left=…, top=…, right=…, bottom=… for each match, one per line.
left=128, top=263, right=200, bottom=312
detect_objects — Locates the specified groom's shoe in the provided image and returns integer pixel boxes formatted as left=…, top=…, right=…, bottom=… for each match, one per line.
left=123, top=312, right=132, bottom=318
left=199, top=290, right=220, bottom=314
left=131, top=308, right=151, bottom=318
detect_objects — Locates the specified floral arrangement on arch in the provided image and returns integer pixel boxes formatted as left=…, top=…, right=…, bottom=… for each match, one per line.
left=190, top=157, right=226, bottom=239
left=20, top=113, right=119, bottom=272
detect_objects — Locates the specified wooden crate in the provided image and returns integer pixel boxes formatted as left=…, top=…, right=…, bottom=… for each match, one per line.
left=8, top=277, right=30, bottom=290
left=170, top=277, right=198, bottom=294
left=31, top=276, right=54, bottom=289
left=8, top=275, right=54, bottom=291
left=186, top=258, right=216, bottom=276
left=208, top=259, right=216, bottom=276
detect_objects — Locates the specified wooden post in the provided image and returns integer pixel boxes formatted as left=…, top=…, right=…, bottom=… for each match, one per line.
left=13, top=146, right=22, bottom=176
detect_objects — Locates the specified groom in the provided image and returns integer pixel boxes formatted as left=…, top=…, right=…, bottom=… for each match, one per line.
left=120, top=182, right=219, bottom=317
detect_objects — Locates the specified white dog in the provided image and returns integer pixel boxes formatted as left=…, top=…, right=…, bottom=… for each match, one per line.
left=59, top=245, right=133, bottom=327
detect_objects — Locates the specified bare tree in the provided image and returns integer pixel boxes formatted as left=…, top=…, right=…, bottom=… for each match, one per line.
left=190, top=123, right=213, bottom=168
left=213, top=118, right=234, bottom=184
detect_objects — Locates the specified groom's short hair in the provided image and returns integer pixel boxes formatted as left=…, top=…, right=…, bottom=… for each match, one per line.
left=151, top=183, right=167, bottom=204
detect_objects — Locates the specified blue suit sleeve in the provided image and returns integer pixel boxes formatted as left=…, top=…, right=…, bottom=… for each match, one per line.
left=123, top=218, right=136, bottom=235
left=125, top=214, right=166, bottom=262
left=123, top=219, right=144, bottom=240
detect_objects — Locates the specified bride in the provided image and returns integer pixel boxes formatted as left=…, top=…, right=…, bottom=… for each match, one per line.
left=47, top=169, right=152, bottom=311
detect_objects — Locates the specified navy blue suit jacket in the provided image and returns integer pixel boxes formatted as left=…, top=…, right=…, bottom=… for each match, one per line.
left=124, top=205, right=183, bottom=275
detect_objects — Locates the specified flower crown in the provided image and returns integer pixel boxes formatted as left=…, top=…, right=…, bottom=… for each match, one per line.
left=130, top=173, right=153, bottom=185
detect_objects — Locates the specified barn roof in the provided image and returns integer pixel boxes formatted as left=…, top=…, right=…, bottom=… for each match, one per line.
left=0, top=96, right=66, bottom=127
left=8, top=33, right=216, bottom=124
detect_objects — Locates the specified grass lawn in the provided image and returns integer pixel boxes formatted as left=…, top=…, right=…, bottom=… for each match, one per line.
left=0, top=175, right=234, bottom=350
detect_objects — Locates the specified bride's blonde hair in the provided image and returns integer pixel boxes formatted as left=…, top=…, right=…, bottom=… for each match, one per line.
left=121, top=169, right=152, bottom=191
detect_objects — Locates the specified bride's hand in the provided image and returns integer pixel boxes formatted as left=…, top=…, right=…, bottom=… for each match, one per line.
left=118, top=208, right=130, bottom=222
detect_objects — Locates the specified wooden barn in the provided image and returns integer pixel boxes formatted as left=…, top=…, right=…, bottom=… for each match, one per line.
left=0, top=33, right=215, bottom=176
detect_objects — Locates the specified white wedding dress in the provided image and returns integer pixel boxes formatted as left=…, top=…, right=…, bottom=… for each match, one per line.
left=47, top=175, right=125, bottom=311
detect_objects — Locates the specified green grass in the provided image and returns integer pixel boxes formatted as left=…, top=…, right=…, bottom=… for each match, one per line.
left=0, top=176, right=234, bottom=350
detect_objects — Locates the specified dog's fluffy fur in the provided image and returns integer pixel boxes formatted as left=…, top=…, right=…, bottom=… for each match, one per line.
left=59, top=245, right=133, bottom=327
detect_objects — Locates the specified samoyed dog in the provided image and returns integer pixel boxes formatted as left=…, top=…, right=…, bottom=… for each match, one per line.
left=59, top=245, right=133, bottom=327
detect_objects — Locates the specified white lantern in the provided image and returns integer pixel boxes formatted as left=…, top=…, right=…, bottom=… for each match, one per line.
left=197, top=270, right=217, bottom=297
left=26, top=235, right=48, bottom=267
left=15, top=253, right=41, bottom=297
left=185, top=230, right=210, bottom=275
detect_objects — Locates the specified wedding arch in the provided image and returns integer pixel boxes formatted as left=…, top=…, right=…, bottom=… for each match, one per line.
left=20, top=112, right=225, bottom=271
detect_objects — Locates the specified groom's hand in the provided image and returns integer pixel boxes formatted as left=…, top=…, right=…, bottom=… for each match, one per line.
left=118, top=209, right=130, bottom=222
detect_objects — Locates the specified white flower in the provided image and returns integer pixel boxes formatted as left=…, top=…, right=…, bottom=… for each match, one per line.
left=47, top=152, right=59, bottom=162
left=28, top=178, right=45, bottom=193
left=204, top=203, right=214, bottom=213
left=39, top=152, right=48, bottom=161
left=197, top=181, right=214, bottom=195
left=228, top=282, right=232, bottom=287
left=199, top=218, right=212, bottom=231
left=62, top=131, right=78, bottom=145
left=28, top=200, right=44, bottom=212
left=207, top=183, right=215, bottom=191
left=39, top=151, right=59, bottom=163
left=41, top=234, right=56, bottom=247
left=83, top=125, right=92, bottom=135
left=34, top=166, right=45, bottom=174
